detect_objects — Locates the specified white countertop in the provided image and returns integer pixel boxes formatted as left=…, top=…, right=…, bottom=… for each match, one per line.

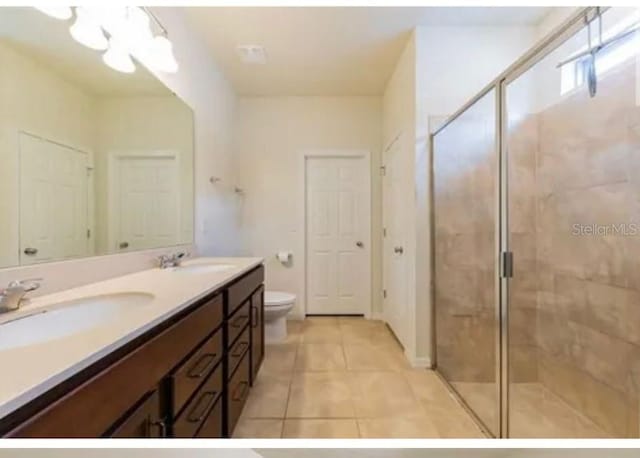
left=0, top=257, right=263, bottom=421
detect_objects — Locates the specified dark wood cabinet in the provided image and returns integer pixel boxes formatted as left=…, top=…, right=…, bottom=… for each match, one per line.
left=172, top=363, right=223, bottom=438
left=250, top=286, right=265, bottom=384
left=226, top=352, right=251, bottom=435
left=109, top=390, right=163, bottom=438
left=0, top=264, right=265, bottom=439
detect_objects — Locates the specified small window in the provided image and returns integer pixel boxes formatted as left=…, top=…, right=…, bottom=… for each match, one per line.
left=560, top=12, right=640, bottom=95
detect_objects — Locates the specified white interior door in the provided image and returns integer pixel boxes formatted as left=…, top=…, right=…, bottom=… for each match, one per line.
left=19, top=133, right=89, bottom=265
left=382, top=137, right=410, bottom=344
left=306, top=155, right=370, bottom=315
left=113, top=154, right=180, bottom=252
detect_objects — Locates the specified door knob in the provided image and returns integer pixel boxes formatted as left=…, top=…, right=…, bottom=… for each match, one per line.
left=394, top=246, right=404, bottom=254
left=23, top=247, right=38, bottom=256
left=119, top=242, right=129, bottom=249
left=356, top=241, right=364, bottom=248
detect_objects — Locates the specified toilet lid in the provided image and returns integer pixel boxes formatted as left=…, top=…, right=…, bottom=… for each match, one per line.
left=265, top=291, right=296, bottom=306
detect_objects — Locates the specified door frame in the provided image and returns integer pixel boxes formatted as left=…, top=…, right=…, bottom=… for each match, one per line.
left=107, top=150, right=182, bottom=252
left=298, top=149, right=372, bottom=319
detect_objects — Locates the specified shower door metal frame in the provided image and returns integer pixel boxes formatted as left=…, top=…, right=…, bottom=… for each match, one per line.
left=429, top=6, right=597, bottom=438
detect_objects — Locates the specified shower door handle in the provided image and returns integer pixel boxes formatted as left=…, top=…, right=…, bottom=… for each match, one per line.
left=501, top=251, right=513, bottom=278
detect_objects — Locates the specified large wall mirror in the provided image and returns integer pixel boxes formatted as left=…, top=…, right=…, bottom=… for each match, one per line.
left=0, top=7, right=194, bottom=269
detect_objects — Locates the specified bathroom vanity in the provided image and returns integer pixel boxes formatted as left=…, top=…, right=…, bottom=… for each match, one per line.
left=0, top=259, right=265, bottom=438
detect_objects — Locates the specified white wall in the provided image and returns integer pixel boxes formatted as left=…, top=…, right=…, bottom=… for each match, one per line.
left=0, top=8, right=240, bottom=296
left=149, top=7, right=240, bottom=257
left=235, top=96, right=382, bottom=319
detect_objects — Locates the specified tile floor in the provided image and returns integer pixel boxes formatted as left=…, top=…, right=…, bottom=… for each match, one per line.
left=233, top=316, right=486, bottom=438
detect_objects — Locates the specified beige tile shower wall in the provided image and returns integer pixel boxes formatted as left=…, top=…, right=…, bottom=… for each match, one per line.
left=507, top=113, right=540, bottom=383
left=433, top=108, right=497, bottom=384
left=530, top=61, right=640, bottom=437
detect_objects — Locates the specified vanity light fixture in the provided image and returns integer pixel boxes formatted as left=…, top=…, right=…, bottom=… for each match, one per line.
left=147, top=34, right=179, bottom=73
left=33, top=6, right=179, bottom=74
left=69, top=7, right=108, bottom=51
left=33, top=6, right=72, bottom=20
left=103, top=38, right=136, bottom=74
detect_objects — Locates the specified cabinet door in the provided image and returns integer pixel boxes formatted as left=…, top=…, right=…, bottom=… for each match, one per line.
left=250, top=286, right=265, bottom=384
left=109, top=390, right=164, bottom=438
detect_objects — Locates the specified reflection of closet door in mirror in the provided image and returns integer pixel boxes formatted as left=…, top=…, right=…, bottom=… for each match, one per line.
left=111, top=152, right=180, bottom=253
left=19, top=133, right=89, bottom=265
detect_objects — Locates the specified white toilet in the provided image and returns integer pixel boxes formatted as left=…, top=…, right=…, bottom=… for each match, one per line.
left=264, top=291, right=296, bottom=343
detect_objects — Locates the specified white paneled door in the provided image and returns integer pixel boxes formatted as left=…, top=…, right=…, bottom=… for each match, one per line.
left=382, top=136, right=410, bottom=347
left=112, top=153, right=180, bottom=252
left=19, top=133, right=89, bottom=265
left=305, top=155, right=370, bottom=316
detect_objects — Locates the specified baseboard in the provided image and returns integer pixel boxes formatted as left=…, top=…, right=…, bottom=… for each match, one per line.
left=370, top=311, right=385, bottom=321
left=287, top=311, right=305, bottom=321
left=406, top=354, right=432, bottom=369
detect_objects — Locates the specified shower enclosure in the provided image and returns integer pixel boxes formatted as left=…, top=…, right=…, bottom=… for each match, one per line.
left=432, top=6, right=640, bottom=438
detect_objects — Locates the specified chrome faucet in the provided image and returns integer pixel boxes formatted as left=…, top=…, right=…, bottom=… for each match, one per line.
left=0, top=278, right=42, bottom=314
left=157, top=251, right=190, bottom=269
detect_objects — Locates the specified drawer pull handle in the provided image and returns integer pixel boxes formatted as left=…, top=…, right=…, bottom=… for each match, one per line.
left=231, top=341, right=249, bottom=357
left=150, top=419, right=166, bottom=438
left=251, top=305, right=258, bottom=327
left=231, top=314, right=249, bottom=328
left=187, top=353, right=218, bottom=379
left=232, top=381, right=249, bottom=402
left=187, top=391, right=218, bottom=423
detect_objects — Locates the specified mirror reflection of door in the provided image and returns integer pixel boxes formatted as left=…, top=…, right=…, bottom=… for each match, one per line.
left=19, top=132, right=90, bottom=265
left=110, top=152, right=180, bottom=252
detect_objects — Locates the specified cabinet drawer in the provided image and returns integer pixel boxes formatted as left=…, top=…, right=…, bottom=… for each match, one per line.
left=228, top=325, right=250, bottom=380
left=170, top=327, right=223, bottom=416
left=228, top=300, right=251, bottom=348
left=195, top=396, right=223, bottom=438
left=204, top=293, right=224, bottom=331
left=109, top=390, right=162, bottom=438
left=227, top=266, right=264, bottom=316
left=226, top=353, right=250, bottom=436
left=173, top=363, right=223, bottom=438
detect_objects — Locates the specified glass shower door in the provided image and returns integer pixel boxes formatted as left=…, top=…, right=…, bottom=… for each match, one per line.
left=433, top=88, right=499, bottom=436
left=505, top=6, right=640, bottom=438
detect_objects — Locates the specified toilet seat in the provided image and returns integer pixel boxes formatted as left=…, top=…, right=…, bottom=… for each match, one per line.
left=265, top=291, right=295, bottom=307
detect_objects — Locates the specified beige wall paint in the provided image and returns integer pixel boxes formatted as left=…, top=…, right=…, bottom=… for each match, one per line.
left=235, top=96, right=382, bottom=318
left=0, top=40, right=96, bottom=269
left=93, top=96, right=194, bottom=253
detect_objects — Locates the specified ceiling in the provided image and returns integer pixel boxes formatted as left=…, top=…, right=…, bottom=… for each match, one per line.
left=184, top=7, right=551, bottom=96
left=0, top=7, right=170, bottom=97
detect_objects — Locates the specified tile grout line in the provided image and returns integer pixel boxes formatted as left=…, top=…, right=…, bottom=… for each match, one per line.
left=279, top=331, right=301, bottom=438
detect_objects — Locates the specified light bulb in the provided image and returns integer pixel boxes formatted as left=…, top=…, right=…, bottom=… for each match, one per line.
left=148, top=35, right=179, bottom=73
left=103, top=38, right=136, bottom=74
left=126, top=7, right=154, bottom=43
left=70, top=7, right=108, bottom=51
left=34, top=6, right=73, bottom=20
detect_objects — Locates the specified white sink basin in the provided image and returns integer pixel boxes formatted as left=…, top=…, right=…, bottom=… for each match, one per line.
left=0, top=292, right=154, bottom=351
left=171, top=263, right=235, bottom=274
